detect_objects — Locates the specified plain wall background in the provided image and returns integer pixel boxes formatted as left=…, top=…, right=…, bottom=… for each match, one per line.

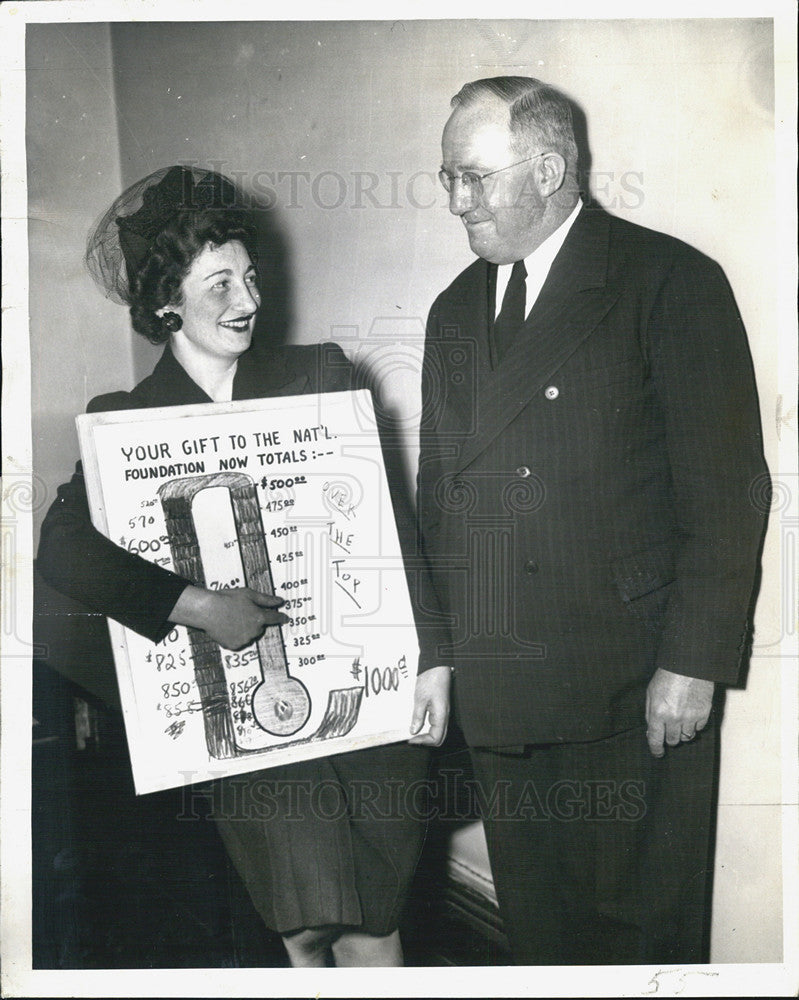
left=27, top=22, right=128, bottom=517
left=27, top=17, right=785, bottom=964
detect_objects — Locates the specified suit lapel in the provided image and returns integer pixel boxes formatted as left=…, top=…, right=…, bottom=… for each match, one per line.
left=437, top=259, right=495, bottom=430
left=451, top=207, right=619, bottom=473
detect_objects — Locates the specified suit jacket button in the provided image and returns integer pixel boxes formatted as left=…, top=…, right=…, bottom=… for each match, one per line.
left=516, top=465, right=531, bottom=478
left=544, top=385, right=559, bottom=400
left=524, top=559, right=539, bottom=574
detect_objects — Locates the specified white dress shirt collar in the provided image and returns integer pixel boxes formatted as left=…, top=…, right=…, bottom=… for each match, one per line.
left=494, top=198, right=584, bottom=319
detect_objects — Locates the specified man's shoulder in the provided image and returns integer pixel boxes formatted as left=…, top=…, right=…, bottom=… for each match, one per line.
left=592, top=207, right=734, bottom=311
left=598, top=207, right=716, bottom=269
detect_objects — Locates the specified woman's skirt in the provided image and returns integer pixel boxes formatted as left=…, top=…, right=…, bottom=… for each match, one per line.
left=208, top=742, right=431, bottom=935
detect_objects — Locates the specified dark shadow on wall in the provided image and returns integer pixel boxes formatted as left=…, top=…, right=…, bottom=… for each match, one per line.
left=249, top=195, right=294, bottom=352
left=570, top=98, right=593, bottom=204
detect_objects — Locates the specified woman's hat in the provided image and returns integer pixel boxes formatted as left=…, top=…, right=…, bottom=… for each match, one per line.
left=85, top=165, right=243, bottom=304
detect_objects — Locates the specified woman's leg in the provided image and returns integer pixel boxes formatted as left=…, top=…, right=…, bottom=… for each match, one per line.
left=330, top=928, right=404, bottom=967
left=281, top=926, right=337, bottom=968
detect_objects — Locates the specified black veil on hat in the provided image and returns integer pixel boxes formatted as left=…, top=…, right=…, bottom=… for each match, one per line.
left=85, top=165, right=243, bottom=304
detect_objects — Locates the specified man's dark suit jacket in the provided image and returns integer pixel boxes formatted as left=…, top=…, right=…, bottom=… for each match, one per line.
left=417, top=205, right=768, bottom=747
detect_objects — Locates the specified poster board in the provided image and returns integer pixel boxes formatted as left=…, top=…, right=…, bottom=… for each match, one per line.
left=77, top=389, right=418, bottom=795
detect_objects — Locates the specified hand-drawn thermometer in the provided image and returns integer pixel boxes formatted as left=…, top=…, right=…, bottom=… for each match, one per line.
left=158, top=472, right=311, bottom=755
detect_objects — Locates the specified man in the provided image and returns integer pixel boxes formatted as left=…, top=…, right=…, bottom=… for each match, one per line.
left=416, top=76, right=768, bottom=965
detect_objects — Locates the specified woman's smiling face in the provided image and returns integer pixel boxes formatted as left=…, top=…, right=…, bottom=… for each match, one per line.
left=166, top=240, right=260, bottom=363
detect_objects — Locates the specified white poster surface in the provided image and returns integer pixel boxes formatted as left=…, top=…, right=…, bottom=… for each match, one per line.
left=77, top=389, right=417, bottom=794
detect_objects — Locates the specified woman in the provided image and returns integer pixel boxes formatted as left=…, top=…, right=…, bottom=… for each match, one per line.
left=37, top=165, right=450, bottom=968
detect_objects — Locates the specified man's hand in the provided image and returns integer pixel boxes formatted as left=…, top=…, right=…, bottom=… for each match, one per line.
left=645, top=667, right=714, bottom=757
left=408, top=666, right=452, bottom=746
left=169, top=585, right=288, bottom=650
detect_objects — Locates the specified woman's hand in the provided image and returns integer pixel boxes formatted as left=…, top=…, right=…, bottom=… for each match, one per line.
left=168, top=585, right=288, bottom=650
left=408, top=666, right=452, bottom=746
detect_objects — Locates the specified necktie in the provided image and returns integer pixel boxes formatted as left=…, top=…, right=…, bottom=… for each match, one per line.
left=493, top=259, right=527, bottom=363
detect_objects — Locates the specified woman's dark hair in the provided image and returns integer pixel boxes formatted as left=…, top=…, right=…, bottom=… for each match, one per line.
left=85, top=166, right=260, bottom=345
left=128, top=209, right=258, bottom=344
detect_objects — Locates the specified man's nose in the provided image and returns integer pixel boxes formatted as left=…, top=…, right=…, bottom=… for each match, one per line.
left=448, top=177, right=478, bottom=216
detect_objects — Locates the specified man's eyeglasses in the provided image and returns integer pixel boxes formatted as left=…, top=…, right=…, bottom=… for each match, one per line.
left=438, top=152, right=547, bottom=195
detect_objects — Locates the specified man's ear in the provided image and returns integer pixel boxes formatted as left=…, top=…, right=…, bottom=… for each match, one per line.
left=538, top=153, right=567, bottom=197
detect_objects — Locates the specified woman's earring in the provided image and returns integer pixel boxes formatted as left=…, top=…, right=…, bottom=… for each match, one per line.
left=161, top=311, right=182, bottom=333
